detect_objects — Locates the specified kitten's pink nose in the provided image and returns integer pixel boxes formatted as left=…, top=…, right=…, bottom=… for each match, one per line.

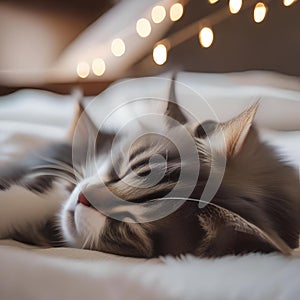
left=78, top=192, right=91, bottom=207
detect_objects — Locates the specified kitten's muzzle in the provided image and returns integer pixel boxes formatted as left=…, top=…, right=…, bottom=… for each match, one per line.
left=77, top=184, right=142, bottom=221
left=77, top=184, right=118, bottom=213
left=78, top=192, right=92, bottom=207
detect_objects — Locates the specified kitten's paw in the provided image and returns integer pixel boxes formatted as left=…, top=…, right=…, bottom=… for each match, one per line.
left=0, top=181, right=70, bottom=243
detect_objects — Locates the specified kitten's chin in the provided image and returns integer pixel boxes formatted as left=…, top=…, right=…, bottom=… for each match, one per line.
left=61, top=202, right=106, bottom=249
left=60, top=178, right=107, bottom=249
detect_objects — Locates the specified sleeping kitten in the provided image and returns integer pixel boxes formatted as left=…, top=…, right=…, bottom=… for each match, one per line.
left=0, top=79, right=299, bottom=258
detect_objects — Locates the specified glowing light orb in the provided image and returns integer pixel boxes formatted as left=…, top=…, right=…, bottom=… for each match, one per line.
left=170, top=3, right=184, bottom=22
left=92, top=58, right=106, bottom=76
left=111, top=38, right=126, bottom=57
left=77, top=62, right=90, bottom=78
left=151, top=5, right=166, bottom=24
left=254, top=2, right=267, bottom=23
left=283, top=0, right=297, bottom=6
left=229, top=0, right=243, bottom=14
left=199, top=27, right=214, bottom=48
left=136, top=18, right=152, bottom=38
left=153, top=44, right=167, bottom=65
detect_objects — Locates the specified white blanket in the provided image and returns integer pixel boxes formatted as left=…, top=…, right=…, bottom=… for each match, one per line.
left=1, top=242, right=300, bottom=300
left=1, top=71, right=300, bottom=300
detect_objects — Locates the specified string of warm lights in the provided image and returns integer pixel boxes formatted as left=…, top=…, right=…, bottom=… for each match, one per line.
left=152, top=0, right=298, bottom=65
left=76, top=0, right=298, bottom=79
left=76, top=1, right=188, bottom=79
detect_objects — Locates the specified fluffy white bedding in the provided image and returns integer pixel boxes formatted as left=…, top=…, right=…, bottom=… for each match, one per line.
left=1, top=243, right=300, bottom=300
left=1, top=71, right=300, bottom=300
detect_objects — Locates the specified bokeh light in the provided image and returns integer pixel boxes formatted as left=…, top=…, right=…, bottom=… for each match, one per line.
left=283, top=0, right=297, bottom=6
left=77, top=62, right=90, bottom=78
left=111, top=38, right=126, bottom=57
left=151, top=5, right=166, bottom=24
left=92, top=58, right=106, bottom=76
left=170, top=3, right=184, bottom=22
left=254, top=2, right=267, bottom=23
left=229, top=0, right=243, bottom=14
left=199, top=27, right=214, bottom=48
left=136, top=18, right=152, bottom=38
left=153, top=44, right=167, bottom=65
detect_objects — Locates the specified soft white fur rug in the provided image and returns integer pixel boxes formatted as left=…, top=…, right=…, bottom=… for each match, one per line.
left=1, top=245, right=300, bottom=300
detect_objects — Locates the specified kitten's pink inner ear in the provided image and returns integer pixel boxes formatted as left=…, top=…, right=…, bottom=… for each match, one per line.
left=221, top=102, right=259, bottom=156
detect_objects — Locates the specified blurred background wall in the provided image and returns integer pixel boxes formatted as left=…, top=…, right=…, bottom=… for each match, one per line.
left=0, top=0, right=116, bottom=71
left=164, top=0, right=300, bottom=76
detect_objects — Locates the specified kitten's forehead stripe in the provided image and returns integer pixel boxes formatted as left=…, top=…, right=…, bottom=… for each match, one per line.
left=129, top=145, right=147, bottom=161
left=128, top=142, right=178, bottom=172
left=110, top=179, right=176, bottom=203
left=130, top=158, right=149, bottom=173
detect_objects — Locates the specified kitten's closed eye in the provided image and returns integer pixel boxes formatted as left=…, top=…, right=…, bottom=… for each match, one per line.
left=195, top=120, right=217, bottom=138
left=129, top=158, right=150, bottom=174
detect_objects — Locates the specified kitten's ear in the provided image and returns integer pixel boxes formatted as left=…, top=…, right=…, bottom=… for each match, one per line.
left=164, top=76, right=187, bottom=125
left=197, top=204, right=292, bottom=257
left=206, top=103, right=259, bottom=157
left=67, top=102, right=99, bottom=145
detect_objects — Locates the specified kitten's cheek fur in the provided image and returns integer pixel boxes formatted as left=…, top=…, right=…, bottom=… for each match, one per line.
left=74, top=204, right=106, bottom=246
left=59, top=186, right=80, bottom=246
left=60, top=208, right=78, bottom=247
left=61, top=181, right=107, bottom=247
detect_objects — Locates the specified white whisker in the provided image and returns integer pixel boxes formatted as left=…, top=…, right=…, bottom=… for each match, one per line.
left=85, top=140, right=97, bottom=177
left=27, top=169, right=78, bottom=185
left=34, top=157, right=83, bottom=180
left=154, top=197, right=213, bottom=208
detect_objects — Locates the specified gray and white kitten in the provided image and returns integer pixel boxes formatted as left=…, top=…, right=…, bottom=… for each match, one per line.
left=0, top=81, right=299, bottom=258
